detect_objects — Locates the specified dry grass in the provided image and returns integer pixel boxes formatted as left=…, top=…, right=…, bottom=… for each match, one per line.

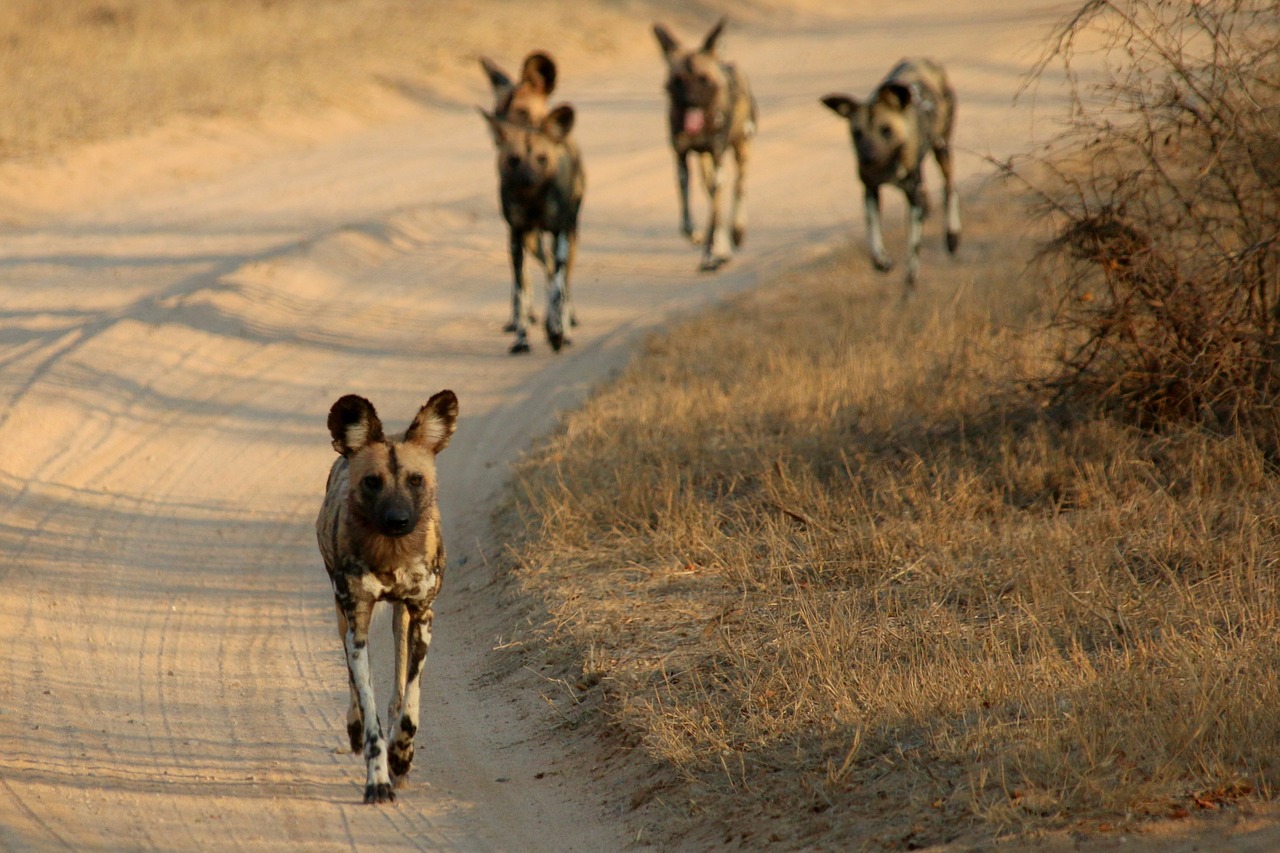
left=502, top=191, right=1280, bottom=849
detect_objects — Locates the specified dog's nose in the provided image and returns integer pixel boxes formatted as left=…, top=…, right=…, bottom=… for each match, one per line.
left=382, top=507, right=413, bottom=534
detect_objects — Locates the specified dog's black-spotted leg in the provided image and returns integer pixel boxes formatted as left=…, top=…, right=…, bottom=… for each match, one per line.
left=335, top=600, right=365, bottom=752
left=342, top=599, right=394, bottom=803
left=389, top=605, right=433, bottom=785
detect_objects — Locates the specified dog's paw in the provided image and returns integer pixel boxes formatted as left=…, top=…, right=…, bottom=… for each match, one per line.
left=509, top=338, right=532, bottom=355
left=731, top=226, right=746, bottom=248
left=389, top=746, right=414, bottom=780
left=872, top=255, right=894, bottom=273
left=698, top=255, right=729, bottom=273
left=947, top=232, right=960, bottom=254
left=363, top=782, right=396, bottom=804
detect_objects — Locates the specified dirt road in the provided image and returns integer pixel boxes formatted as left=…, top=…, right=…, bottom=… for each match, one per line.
left=0, top=4, right=1069, bottom=849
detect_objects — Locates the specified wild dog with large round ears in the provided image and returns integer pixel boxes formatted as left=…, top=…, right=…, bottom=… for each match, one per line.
left=316, top=391, right=458, bottom=803
left=653, top=16, right=757, bottom=273
left=822, top=58, right=960, bottom=288
left=480, top=104, right=584, bottom=354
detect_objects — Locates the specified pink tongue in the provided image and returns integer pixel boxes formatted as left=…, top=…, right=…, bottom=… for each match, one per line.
left=683, top=109, right=705, bottom=134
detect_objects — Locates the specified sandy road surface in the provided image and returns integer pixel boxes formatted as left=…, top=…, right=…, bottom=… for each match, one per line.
left=0, top=5, right=1071, bottom=850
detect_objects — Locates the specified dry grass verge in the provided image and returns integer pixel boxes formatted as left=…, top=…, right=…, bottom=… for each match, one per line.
left=501, top=191, right=1280, bottom=849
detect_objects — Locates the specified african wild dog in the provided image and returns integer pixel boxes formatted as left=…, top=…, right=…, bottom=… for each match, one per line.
left=653, top=16, right=756, bottom=272
left=480, top=103, right=585, bottom=354
left=480, top=50, right=557, bottom=128
left=479, top=51, right=562, bottom=339
left=316, top=391, right=458, bottom=804
left=821, top=59, right=960, bottom=288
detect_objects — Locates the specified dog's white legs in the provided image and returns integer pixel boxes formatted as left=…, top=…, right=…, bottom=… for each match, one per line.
left=544, top=230, right=570, bottom=351
left=388, top=607, right=433, bottom=785
left=864, top=187, right=893, bottom=273
left=342, top=602, right=394, bottom=804
left=335, top=603, right=365, bottom=753
left=905, top=202, right=924, bottom=287
left=730, top=140, right=748, bottom=248
left=699, top=152, right=731, bottom=271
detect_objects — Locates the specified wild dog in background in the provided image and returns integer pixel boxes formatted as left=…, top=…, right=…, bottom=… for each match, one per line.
left=480, top=51, right=557, bottom=128
left=653, top=17, right=757, bottom=272
left=479, top=51, right=566, bottom=339
left=316, top=391, right=458, bottom=803
left=822, top=59, right=960, bottom=288
left=481, top=103, right=585, bottom=354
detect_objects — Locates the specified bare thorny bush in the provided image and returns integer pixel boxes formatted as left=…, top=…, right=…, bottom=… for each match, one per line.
left=1013, top=0, right=1280, bottom=428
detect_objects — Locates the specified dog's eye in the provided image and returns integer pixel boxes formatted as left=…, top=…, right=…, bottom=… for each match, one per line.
left=505, top=154, right=521, bottom=169
left=536, top=153, right=548, bottom=166
left=407, top=473, right=425, bottom=489
left=361, top=474, right=383, bottom=492
left=879, top=125, right=894, bottom=141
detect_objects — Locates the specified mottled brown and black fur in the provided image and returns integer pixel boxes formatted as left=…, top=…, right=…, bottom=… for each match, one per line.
left=480, top=103, right=585, bottom=354
left=822, top=58, right=960, bottom=287
left=653, top=16, right=756, bottom=272
left=316, top=391, right=458, bottom=804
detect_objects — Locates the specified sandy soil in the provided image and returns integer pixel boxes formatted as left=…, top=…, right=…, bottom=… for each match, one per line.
left=2, top=2, right=1237, bottom=850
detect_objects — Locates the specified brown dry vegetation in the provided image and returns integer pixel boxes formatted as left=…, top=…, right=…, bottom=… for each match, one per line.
left=502, top=4, right=1280, bottom=847
left=1010, top=0, right=1280, bottom=428
left=502, top=185, right=1280, bottom=849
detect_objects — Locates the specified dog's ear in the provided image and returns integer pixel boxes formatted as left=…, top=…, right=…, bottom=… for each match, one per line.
left=878, top=82, right=913, bottom=110
left=653, top=23, right=681, bottom=57
left=405, top=390, right=458, bottom=454
left=521, top=51, right=557, bottom=96
left=479, top=107, right=510, bottom=145
left=480, top=57, right=513, bottom=99
left=542, top=104, right=575, bottom=142
left=328, top=395, right=384, bottom=457
left=701, top=16, right=728, bottom=55
left=821, top=94, right=859, bottom=118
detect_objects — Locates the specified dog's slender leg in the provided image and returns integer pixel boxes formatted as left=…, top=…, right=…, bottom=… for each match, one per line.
left=524, top=231, right=545, bottom=324
left=904, top=180, right=926, bottom=288
left=864, top=185, right=893, bottom=273
left=387, top=602, right=409, bottom=736
left=936, top=143, right=961, bottom=254
left=334, top=601, right=364, bottom=752
left=730, top=138, right=749, bottom=249
left=389, top=606, right=433, bottom=785
left=565, top=227, right=579, bottom=328
left=543, top=230, right=570, bottom=352
left=698, top=152, right=730, bottom=271
left=343, top=599, right=395, bottom=803
left=508, top=228, right=531, bottom=354
left=674, top=150, right=698, bottom=243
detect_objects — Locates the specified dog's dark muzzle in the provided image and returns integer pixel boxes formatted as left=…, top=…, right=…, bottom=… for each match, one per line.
left=375, top=499, right=418, bottom=537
